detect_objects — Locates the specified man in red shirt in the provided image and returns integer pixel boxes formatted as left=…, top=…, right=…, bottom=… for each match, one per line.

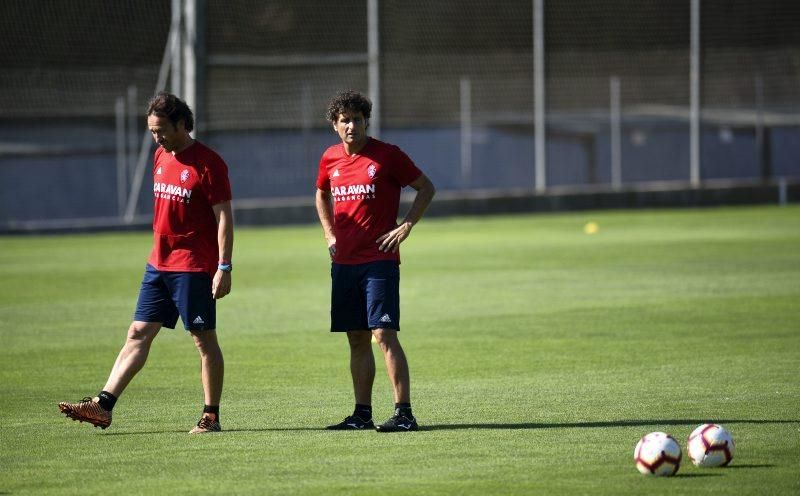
left=316, top=90, right=436, bottom=432
left=59, top=92, right=234, bottom=434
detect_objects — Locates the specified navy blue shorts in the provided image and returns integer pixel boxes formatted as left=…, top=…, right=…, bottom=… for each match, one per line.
left=330, top=260, right=400, bottom=332
left=133, top=264, right=216, bottom=331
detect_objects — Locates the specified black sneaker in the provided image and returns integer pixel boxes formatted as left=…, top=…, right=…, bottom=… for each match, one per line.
left=376, top=410, right=418, bottom=432
left=326, top=414, right=375, bottom=430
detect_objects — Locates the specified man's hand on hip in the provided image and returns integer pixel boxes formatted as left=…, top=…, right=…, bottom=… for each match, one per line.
left=376, top=222, right=413, bottom=253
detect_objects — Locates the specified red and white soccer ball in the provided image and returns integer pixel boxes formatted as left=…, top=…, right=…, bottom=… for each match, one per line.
left=634, top=432, right=682, bottom=476
left=687, top=423, right=735, bottom=467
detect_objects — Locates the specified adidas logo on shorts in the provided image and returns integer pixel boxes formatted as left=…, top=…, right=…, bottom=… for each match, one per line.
left=193, top=316, right=205, bottom=325
left=379, top=314, right=392, bottom=323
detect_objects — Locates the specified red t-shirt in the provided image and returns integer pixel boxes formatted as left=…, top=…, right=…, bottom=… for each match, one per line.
left=148, top=141, right=232, bottom=275
left=316, top=138, right=422, bottom=264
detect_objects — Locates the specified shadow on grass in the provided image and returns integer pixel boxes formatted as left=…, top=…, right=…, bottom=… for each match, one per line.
left=225, top=427, right=324, bottom=432
left=103, top=427, right=323, bottom=435
left=103, top=430, right=191, bottom=436
left=723, top=464, right=775, bottom=469
left=102, top=419, right=798, bottom=435
left=674, top=473, right=724, bottom=478
left=421, top=419, right=799, bottom=431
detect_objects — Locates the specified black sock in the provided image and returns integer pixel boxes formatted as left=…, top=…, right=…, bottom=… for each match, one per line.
left=203, top=405, right=220, bottom=421
left=97, top=391, right=117, bottom=412
left=354, top=404, right=372, bottom=420
left=395, top=402, right=412, bottom=416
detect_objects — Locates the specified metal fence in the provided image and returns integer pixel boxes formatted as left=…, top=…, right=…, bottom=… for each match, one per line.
left=1, top=0, right=799, bottom=229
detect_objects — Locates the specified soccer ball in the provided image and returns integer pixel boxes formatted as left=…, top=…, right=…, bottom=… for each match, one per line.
left=687, top=423, right=735, bottom=467
left=634, top=432, right=682, bottom=476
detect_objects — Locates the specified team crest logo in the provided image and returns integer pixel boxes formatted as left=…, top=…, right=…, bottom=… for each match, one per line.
left=367, top=164, right=376, bottom=178
left=180, top=169, right=190, bottom=183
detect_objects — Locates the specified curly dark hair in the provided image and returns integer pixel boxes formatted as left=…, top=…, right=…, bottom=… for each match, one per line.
left=146, top=91, right=194, bottom=132
left=325, top=90, right=372, bottom=123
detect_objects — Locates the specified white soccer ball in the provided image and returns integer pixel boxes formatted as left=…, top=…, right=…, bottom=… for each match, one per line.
left=687, top=423, right=735, bottom=467
left=634, top=432, right=682, bottom=476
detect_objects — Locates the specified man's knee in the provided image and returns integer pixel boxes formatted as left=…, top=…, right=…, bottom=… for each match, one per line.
left=347, top=331, right=372, bottom=350
left=191, top=330, right=221, bottom=357
left=127, top=321, right=160, bottom=342
left=371, top=328, right=400, bottom=349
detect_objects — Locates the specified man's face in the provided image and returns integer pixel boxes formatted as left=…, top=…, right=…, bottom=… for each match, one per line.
left=334, top=111, right=368, bottom=147
left=147, top=114, right=186, bottom=153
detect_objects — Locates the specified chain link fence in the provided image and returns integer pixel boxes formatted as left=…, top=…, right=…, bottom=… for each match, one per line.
left=1, top=0, right=799, bottom=228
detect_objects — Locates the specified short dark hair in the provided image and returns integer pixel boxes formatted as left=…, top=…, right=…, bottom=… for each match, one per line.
left=147, top=91, right=194, bottom=132
left=326, top=90, right=372, bottom=122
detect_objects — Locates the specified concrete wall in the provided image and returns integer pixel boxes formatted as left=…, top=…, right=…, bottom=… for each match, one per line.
left=2, top=124, right=799, bottom=230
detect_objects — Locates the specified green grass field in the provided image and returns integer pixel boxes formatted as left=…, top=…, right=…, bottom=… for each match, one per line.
left=1, top=206, right=798, bottom=495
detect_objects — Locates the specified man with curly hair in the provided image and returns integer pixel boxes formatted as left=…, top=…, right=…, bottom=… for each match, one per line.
left=316, top=90, right=436, bottom=432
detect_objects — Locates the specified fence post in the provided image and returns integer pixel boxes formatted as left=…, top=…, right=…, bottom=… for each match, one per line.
left=127, top=85, right=138, bottom=184
left=690, top=0, right=701, bottom=187
left=755, top=74, right=772, bottom=182
left=170, top=0, right=183, bottom=95
left=610, top=76, right=622, bottom=189
left=124, top=10, right=177, bottom=223
left=115, top=97, right=127, bottom=217
left=367, top=0, right=380, bottom=138
left=533, top=0, right=546, bottom=192
left=460, top=77, right=473, bottom=189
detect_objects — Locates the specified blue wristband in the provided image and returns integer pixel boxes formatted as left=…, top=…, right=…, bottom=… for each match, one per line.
left=218, top=263, right=233, bottom=272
